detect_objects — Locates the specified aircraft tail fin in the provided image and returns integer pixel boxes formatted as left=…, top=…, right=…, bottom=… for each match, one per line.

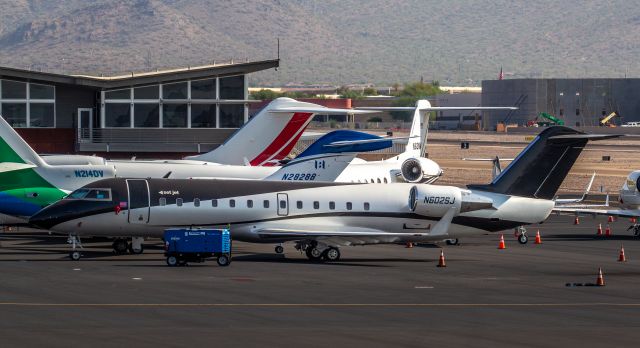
left=185, top=98, right=372, bottom=166
left=468, top=127, right=618, bottom=199
left=0, top=114, right=46, bottom=167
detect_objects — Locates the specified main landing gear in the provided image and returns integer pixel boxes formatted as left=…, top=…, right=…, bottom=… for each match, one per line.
left=627, top=224, right=640, bottom=238
left=445, top=238, right=460, bottom=246
left=67, top=234, right=83, bottom=261
left=516, top=226, right=528, bottom=244
left=296, top=241, right=341, bottom=262
left=274, top=244, right=284, bottom=254
left=112, top=237, right=145, bottom=255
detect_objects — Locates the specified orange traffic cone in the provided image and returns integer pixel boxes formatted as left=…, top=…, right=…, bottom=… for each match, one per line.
left=605, top=224, right=612, bottom=237
left=437, top=250, right=446, bottom=267
left=608, top=215, right=614, bottom=223
left=618, top=245, right=627, bottom=262
left=596, top=223, right=603, bottom=236
left=596, top=268, right=605, bottom=286
left=535, top=230, right=542, bottom=244
left=498, top=234, right=506, bottom=249
left=405, top=242, right=413, bottom=248
left=574, top=216, right=580, bottom=225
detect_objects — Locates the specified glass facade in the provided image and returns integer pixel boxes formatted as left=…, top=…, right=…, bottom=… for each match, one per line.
left=0, top=80, right=55, bottom=127
left=101, top=75, right=246, bottom=128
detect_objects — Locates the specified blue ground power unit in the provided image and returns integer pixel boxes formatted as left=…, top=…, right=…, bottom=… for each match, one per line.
left=163, top=228, right=231, bottom=266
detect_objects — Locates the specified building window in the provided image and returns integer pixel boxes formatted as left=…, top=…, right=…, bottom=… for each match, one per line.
left=219, top=75, right=244, bottom=99
left=1, top=103, right=27, bottom=127
left=176, top=198, right=183, bottom=207
left=329, top=201, right=335, bottom=210
left=163, top=104, right=188, bottom=127
left=134, top=85, right=159, bottom=99
left=163, top=82, right=188, bottom=99
left=263, top=200, right=269, bottom=208
left=247, top=199, right=253, bottom=208
left=29, top=103, right=54, bottom=127
left=1, top=80, right=26, bottom=99
left=229, top=199, right=236, bottom=208
left=313, top=201, right=319, bottom=209
left=29, top=84, right=54, bottom=99
left=212, top=199, right=218, bottom=207
left=0, top=80, right=55, bottom=128
left=134, top=104, right=159, bottom=127
left=191, top=104, right=216, bottom=128
left=194, top=198, right=200, bottom=207
left=191, top=79, right=216, bottom=99
left=105, top=89, right=131, bottom=100
left=219, top=104, right=244, bottom=128
left=105, top=104, right=131, bottom=127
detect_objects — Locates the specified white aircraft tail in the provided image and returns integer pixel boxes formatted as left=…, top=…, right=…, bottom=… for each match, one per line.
left=265, top=153, right=357, bottom=182
left=0, top=114, right=47, bottom=167
left=186, top=98, right=372, bottom=166
left=406, top=100, right=431, bottom=157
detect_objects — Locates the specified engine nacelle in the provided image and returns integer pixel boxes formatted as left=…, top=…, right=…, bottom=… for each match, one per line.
left=409, top=185, right=462, bottom=217
left=400, top=157, right=442, bottom=183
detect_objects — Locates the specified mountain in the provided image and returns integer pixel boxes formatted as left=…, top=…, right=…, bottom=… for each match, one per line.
left=0, top=0, right=638, bottom=86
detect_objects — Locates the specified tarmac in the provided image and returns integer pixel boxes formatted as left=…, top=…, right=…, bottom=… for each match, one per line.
left=1, top=215, right=640, bottom=347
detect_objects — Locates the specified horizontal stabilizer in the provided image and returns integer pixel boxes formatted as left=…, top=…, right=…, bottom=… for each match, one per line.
left=357, top=106, right=518, bottom=111
left=0, top=162, right=36, bottom=173
left=271, top=107, right=374, bottom=115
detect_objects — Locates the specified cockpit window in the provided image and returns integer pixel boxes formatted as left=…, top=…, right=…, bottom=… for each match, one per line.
left=67, top=188, right=112, bottom=201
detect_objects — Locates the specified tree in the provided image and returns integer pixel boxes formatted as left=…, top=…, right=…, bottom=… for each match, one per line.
left=250, top=89, right=281, bottom=100
left=389, top=81, right=443, bottom=121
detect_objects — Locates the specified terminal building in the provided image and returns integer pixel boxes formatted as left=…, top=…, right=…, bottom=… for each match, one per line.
left=482, top=78, right=640, bottom=129
left=0, top=59, right=278, bottom=156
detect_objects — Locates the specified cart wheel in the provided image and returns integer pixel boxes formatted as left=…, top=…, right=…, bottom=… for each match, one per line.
left=69, top=251, right=81, bottom=261
left=217, top=254, right=231, bottom=267
left=166, top=256, right=178, bottom=266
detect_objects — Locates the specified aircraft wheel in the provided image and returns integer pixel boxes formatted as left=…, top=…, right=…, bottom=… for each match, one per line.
left=275, top=245, right=284, bottom=254
left=518, top=234, right=528, bottom=244
left=112, top=239, right=128, bottom=254
left=217, top=254, right=231, bottom=267
left=166, top=256, right=178, bottom=267
left=445, top=239, right=459, bottom=246
left=322, top=247, right=341, bottom=262
left=305, top=247, right=323, bottom=261
left=69, top=251, right=81, bottom=261
left=129, top=244, right=144, bottom=254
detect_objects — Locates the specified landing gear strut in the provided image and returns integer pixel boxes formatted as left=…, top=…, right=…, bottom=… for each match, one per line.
left=67, top=234, right=83, bottom=261
left=516, top=226, right=528, bottom=244
left=627, top=224, right=640, bottom=238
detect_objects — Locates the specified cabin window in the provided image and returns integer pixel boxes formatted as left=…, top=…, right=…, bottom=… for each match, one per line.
left=279, top=200, right=286, bottom=209
left=67, top=188, right=112, bottom=201
left=176, top=198, right=183, bottom=207
left=329, top=201, right=335, bottom=210
left=313, top=201, right=319, bottom=209
left=194, top=198, right=200, bottom=207
left=247, top=199, right=253, bottom=208
left=159, top=197, right=166, bottom=206
left=364, top=202, right=370, bottom=211
left=370, top=179, right=374, bottom=183
left=230, top=199, right=236, bottom=208
left=384, top=178, right=388, bottom=183
left=297, top=201, right=303, bottom=209
left=212, top=199, right=218, bottom=207
left=346, top=202, right=353, bottom=210
left=263, top=200, right=269, bottom=208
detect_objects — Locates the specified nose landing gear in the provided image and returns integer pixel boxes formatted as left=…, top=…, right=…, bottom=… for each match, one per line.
left=516, top=226, right=528, bottom=244
left=67, top=234, right=83, bottom=261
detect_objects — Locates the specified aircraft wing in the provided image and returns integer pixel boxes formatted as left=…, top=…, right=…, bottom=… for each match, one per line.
left=253, top=208, right=457, bottom=245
